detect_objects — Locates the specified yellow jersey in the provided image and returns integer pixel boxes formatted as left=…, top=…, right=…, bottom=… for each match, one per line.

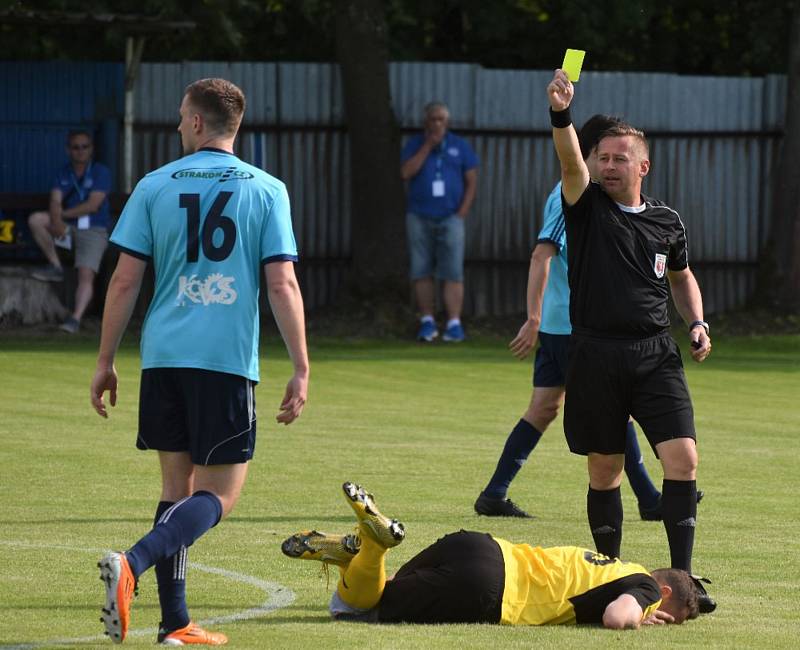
left=494, top=538, right=662, bottom=625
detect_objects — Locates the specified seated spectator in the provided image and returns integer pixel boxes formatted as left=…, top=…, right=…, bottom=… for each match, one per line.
left=29, top=129, right=111, bottom=333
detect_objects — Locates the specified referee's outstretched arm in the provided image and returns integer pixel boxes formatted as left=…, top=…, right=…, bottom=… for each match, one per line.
left=547, top=69, right=589, bottom=206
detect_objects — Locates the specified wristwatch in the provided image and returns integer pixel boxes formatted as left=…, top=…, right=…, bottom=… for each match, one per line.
left=689, top=320, right=709, bottom=335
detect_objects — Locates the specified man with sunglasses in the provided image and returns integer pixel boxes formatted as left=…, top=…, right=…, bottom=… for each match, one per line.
left=29, top=129, right=111, bottom=333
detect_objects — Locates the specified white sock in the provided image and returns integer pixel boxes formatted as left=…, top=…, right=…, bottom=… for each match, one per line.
left=420, top=315, right=435, bottom=324
left=446, top=318, right=461, bottom=329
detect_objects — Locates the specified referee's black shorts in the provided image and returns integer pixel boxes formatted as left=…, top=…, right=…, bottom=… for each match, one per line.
left=564, top=332, right=695, bottom=456
left=378, top=530, right=504, bottom=624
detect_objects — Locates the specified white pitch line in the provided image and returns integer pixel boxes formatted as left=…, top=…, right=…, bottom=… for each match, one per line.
left=0, top=539, right=295, bottom=649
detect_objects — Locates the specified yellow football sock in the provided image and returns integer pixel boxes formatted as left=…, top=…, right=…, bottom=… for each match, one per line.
left=337, top=534, right=387, bottom=610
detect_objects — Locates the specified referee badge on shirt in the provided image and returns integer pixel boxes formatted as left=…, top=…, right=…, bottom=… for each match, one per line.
left=654, top=253, right=667, bottom=278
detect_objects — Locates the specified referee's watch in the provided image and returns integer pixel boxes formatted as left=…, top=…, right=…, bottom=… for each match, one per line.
left=689, top=320, right=709, bottom=335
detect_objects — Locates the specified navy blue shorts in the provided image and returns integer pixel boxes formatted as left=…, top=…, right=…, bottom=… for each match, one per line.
left=533, top=332, right=570, bottom=387
left=137, top=368, right=256, bottom=466
left=564, top=333, right=696, bottom=456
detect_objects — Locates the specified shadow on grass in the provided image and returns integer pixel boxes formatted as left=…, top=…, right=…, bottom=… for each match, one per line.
left=0, top=602, right=160, bottom=612
left=0, top=517, right=157, bottom=525
left=0, top=515, right=360, bottom=526
left=229, top=515, right=359, bottom=524
left=247, top=613, right=332, bottom=625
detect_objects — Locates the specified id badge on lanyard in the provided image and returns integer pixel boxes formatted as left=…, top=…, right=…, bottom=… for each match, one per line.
left=432, top=139, right=446, bottom=197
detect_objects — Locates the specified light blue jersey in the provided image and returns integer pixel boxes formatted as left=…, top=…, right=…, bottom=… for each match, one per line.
left=111, top=148, right=298, bottom=381
left=538, top=182, right=571, bottom=335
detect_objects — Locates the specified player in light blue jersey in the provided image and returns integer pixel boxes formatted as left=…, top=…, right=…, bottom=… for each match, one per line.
left=110, top=147, right=297, bottom=380
left=90, top=78, right=309, bottom=646
left=475, top=115, right=672, bottom=521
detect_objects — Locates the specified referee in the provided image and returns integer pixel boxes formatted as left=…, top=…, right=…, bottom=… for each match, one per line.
left=546, top=69, right=715, bottom=613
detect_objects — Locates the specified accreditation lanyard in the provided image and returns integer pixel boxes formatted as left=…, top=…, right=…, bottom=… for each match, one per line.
left=70, top=162, right=92, bottom=203
left=434, top=136, right=447, bottom=179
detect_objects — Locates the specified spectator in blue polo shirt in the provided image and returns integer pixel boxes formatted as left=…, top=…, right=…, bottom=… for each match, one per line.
left=401, top=101, right=479, bottom=342
left=29, top=130, right=112, bottom=333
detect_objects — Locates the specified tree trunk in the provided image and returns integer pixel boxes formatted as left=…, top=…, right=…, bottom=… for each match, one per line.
left=768, top=3, right=800, bottom=310
left=334, top=0, right=408, bottom=301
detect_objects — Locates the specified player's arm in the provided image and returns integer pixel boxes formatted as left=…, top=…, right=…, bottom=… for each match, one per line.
left=509, top=242, right=556, bottom=360
left=91, top=253, right=147, bottom=418
left=456, top=168, right=478, bottom=217
left=547, top=69, right=589, bottom=206
left=62, top=189, right=107, bottom=219
left=602, top=593, right=645, bottom=629
left=667, top=267, right=711, bottom=362
left=264, top=260, right=309, bottom=425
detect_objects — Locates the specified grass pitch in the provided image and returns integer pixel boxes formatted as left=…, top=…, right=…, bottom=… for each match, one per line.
left=0, top=331, right=798, bottom=649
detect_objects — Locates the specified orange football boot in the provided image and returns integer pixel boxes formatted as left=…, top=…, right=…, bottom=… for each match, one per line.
left=157, top=622, right=228, bottom=646
left=98, top=551, right=137, bottom=644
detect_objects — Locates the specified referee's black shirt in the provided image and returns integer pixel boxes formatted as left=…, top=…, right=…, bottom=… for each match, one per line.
left=563, top=181, right=688, bottom=338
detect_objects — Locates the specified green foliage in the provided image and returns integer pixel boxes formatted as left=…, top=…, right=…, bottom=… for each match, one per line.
left=0, top=0, right=336, bottom=62
left=0, top=334, right=798, bottom=647
left=386, top=0, right=796, bottom=74
left=1, top=0, right=795, bottom=74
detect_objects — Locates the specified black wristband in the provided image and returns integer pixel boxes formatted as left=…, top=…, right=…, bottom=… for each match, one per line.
left=689, top=320, right=709, bottom=335
left=549, top=107, right=572, bottom=128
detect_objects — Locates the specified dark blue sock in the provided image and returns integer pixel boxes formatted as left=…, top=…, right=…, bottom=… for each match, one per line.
left=483, top=419, right=542, bottom=499
left=623, top=421, right=661, bottom=509
left=126, top=490, right=222, bottom=579
left=152, top=501, right=190, bottom=632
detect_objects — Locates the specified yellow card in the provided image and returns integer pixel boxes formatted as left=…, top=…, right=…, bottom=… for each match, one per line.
left=562, top=49, right=586, bottom=82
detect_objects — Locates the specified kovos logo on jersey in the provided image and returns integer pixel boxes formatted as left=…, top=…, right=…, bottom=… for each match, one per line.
left=176, top=273, right=238, bottom=306
left=171, top=167, right=255, bottom=181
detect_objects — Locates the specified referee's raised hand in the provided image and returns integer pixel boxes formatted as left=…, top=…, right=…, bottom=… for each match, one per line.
left=548, top=69, right=574, bottom=111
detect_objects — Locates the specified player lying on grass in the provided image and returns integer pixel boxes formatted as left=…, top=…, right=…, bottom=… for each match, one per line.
left=282, top=482, right=700, bottom=628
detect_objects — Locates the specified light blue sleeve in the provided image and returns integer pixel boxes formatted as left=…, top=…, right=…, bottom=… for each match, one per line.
left=261, top=182, right=298, bottom=264
left=536, top=184, right=566, bottom=254
left=109, top=177, right=153, bottom=258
